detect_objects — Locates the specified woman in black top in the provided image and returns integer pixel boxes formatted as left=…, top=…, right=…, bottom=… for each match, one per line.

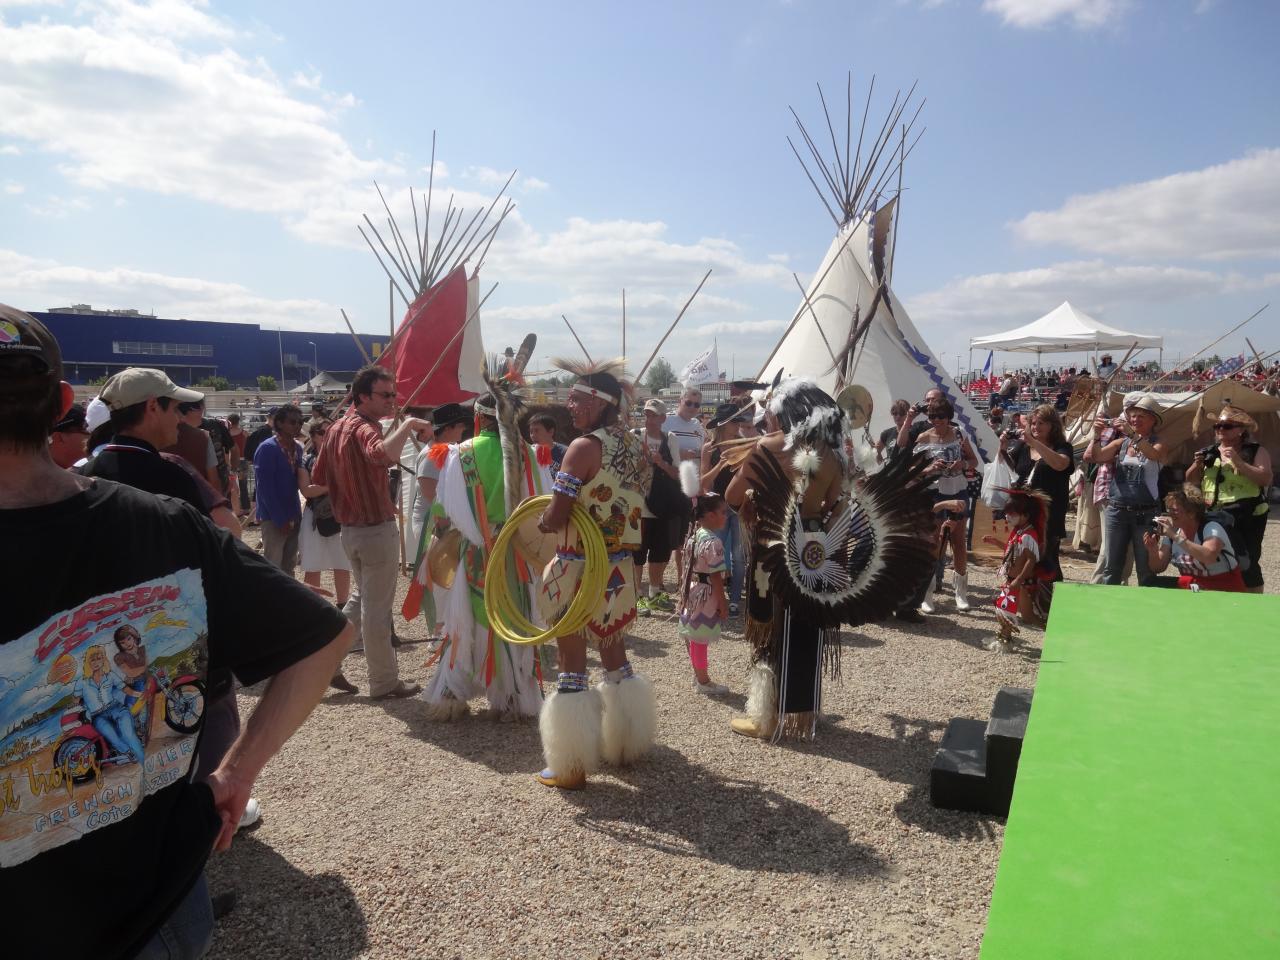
left=1000, top=403, right=1074, bottom=580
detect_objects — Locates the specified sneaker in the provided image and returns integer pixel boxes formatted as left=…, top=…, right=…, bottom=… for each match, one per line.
left=636, top=595, right=651, bottom=618
left=649, top=592, right=675, bottom=613
left=237, top=797, right=261, bottom=831
left=693, top=679, right=729, bottom=696
left=729, top=603, right=739, bottom=616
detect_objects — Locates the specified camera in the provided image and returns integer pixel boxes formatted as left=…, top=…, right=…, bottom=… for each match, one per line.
left=913, top=401, right=928, bottom=416
left=1147, top=520, right=1163, bottom=536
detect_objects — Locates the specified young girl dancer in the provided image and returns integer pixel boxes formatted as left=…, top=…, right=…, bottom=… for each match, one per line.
left=679, top=463, right=730, bottom=696
left=992, top=488, right=1051, bottom=653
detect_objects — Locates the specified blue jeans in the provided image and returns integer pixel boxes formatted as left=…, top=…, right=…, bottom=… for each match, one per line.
left=92, top=704, right=146, bottom=764
left=713, top=509, right=745, bottom=605
left=136, top=872, right=214, bottom=959
left=1102, top=505, right=1155, bottom=586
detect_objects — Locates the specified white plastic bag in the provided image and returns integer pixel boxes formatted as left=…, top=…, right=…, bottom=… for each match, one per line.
left=981, top=458, right=1013, bottom=510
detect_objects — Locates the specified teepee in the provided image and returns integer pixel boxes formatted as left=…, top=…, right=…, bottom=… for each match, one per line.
left=759, top=78, right=999, bottom=464
left=358, top=132, right=515, bottom=404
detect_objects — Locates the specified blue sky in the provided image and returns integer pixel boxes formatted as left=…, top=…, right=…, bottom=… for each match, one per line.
left=2, top=0, right=1277, bottom=380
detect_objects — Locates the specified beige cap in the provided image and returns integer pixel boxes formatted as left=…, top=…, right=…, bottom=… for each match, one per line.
left=643, top=398, right=667, bottom=415
left=100, top=368, right=204, bottom=410
left=1122, top=391, right=1164, bottom=423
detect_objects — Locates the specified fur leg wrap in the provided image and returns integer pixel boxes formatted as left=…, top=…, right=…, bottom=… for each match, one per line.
left=744, top=663, right=778, bottom=730
left=539, top=687, right=603, bottom=778
left=421, top=696, right=470, bottom=722
left=598, top=674, right=657, bottom=767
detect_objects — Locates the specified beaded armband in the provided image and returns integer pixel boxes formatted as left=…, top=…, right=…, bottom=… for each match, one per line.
left=552, top=470, right=584, bottom=499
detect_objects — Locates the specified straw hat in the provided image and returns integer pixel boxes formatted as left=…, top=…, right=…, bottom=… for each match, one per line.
left=1214, top=404, right=1257, bottom=432
left=1122, top=392, right=1164, bottom=423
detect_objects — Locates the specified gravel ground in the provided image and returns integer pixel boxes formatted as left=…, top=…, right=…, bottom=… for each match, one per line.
left=208, top=509, right=1279, bottom=960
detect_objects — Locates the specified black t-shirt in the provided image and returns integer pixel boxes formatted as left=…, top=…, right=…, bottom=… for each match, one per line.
left=243, top=424, right=273, bottom=463
left=79, top=436, right=209, bottom=516
left=0, top=481, right=347, bottom=958
left=1009, top=439, right=1075, bottom=538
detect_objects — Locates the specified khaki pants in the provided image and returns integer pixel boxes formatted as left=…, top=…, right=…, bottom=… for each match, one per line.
left=261, top=519, right=299, bottom=573
left=340, top=521, right=402, bottom=696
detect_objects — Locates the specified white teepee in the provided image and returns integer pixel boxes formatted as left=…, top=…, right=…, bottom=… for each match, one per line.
left=758, top=77, right=999, bottom=464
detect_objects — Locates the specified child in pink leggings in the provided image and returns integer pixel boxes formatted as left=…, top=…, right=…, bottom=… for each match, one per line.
left=678, top=491, right=729, bottom=696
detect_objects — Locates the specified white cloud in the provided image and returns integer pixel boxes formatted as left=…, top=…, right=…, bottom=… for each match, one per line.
left=691, top=318, right=787, bottom=337
left=3, top=180, right=23, bottom=194
left=906, top=259, right=1228, bottom=329
left=0, top=248, right=342, bottom=331
left=0, top=1, right=394, bottom=239
left=25, top=193, right=90, bottom=217
left=520, top=176, right=549, bottom=192
left=0, top=144, right=22, bottom=155
left=463, top=165, right=517, bottom=188
left=1013, top=149, right=1280, bottom=261
left=982, top=0, right=1127, bottom=29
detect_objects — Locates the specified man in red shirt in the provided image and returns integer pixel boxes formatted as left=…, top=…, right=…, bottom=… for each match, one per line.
left=313, top=365, right=430, bottom=698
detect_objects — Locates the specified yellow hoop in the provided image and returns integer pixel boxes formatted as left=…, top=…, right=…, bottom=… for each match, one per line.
left=484, top=496, right=610, bottom=645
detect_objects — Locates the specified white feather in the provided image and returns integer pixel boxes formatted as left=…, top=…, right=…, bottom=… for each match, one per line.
left=679, top=460, right=701, bottom=499
left=792, top=448, right=820, bottom=477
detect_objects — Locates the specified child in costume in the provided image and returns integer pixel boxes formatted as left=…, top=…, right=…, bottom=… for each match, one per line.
left=992, top=488, right=1052, bottom=653
left=677, top=462, right=730, bottom=696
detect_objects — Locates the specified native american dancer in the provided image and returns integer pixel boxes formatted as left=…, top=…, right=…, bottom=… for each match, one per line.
left=724, top=378, right=934, bottom=741
left=421, top=359, right=550, bottom=720
left=533, top=358, right=655, bottom=789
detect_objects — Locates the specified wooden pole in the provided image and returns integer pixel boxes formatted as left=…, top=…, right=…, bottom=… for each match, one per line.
left=1145, top=304, right=1267, bottom=391
left=339, top=309, right=372, bottom=364
left=755, top=222, right=870, bottom=380
left=791, top=272, right=840, bottom=368
left=637, top=268, right=713, bottom=381
left=621, top=288, right=626, bottom=363
left=562, top=315, right=593, bottom=364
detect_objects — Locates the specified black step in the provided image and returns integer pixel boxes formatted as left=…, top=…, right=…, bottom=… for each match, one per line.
left=984, top=687, right=1033, bottom=817
left=930, top=717, right=989, bottom=814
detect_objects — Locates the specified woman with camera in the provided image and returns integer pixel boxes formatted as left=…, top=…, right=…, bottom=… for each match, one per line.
left=1142, top=484, right=1245, bottom=592
left=1000, top=404, right=1074, bottom=580
left=914, top=397, right=978, bottom=612
left=1085, top=393, right=1170, bottom=586
left=1184, top=405, right=1271, bottom=593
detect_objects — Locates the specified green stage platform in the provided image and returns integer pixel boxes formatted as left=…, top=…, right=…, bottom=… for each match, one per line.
left=981, top=583, right=1280, bottom=958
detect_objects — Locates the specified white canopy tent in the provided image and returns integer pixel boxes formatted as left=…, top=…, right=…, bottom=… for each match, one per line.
left=969, top=301, right=1163, bottom=371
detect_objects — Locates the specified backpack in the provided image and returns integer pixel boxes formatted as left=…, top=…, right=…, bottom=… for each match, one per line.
left=1202, top=510, right=1251, bottom=573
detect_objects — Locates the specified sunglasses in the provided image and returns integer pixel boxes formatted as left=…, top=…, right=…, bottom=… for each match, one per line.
left=928, top=414, right=949, bottom=421
left=372, top=390, right=397, bottom=399
left=1213, top=424, right=1241, bottom=431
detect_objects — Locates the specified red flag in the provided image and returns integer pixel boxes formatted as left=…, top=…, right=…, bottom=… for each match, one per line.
left=379, top=265, right=478, bottom=405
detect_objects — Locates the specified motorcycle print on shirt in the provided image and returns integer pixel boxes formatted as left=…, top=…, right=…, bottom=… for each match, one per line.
left=0, top=570, right=208, bottom=868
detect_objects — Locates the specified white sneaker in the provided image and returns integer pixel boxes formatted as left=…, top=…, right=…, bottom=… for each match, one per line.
left=693, top=679, right=729, bottom=696
left=237, top=797, right=261, bottom=830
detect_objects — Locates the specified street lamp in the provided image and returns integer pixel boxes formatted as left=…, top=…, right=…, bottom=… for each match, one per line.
left=307, top=341, right=317, bottom=389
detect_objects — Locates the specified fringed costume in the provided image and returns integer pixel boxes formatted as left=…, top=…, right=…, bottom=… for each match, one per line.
left=535, top=358, right=657, bottom=789
left=732, top=378, right=935, bottom=742
left=422, top=345, right=550, bottom=720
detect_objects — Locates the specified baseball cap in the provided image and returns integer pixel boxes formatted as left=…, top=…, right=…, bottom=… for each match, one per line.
left=85, top=397, right=111, bottom=432
left=0, top=304, right=62, bottom=380
left=643, top=398, right=667, bottom=416
left=52, top=403, right=88, bottom=433
left=100, top=368, right=204, bottom=410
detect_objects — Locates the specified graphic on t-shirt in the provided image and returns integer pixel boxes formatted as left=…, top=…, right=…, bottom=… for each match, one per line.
left=0, top=570, right=208, bottom=868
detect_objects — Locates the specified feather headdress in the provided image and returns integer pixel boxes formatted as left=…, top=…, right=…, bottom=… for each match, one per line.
left=551, top=355, right=636, bottom=409
left=767, top=377, right=849, bottom=472
left=482, top=333, right=537, bottom=516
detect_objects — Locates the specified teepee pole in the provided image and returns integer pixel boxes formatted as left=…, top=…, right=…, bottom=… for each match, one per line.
left=637, top=269, right=713, bottom=381
left=562, top=315, right=593, bottom=364
left=339, top=309, right=372, bottom=365
left=791, top=272, right=840, bottom=367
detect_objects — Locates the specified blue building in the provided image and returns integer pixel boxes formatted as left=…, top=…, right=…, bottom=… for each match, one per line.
left=33, top=307, right=385, bottom=388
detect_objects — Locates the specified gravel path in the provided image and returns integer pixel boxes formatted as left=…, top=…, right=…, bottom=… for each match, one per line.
left=208, top=510, right=1279, bottom=959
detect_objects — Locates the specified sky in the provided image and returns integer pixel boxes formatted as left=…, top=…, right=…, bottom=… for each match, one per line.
left=1, top=0, right=1278, bottom=382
